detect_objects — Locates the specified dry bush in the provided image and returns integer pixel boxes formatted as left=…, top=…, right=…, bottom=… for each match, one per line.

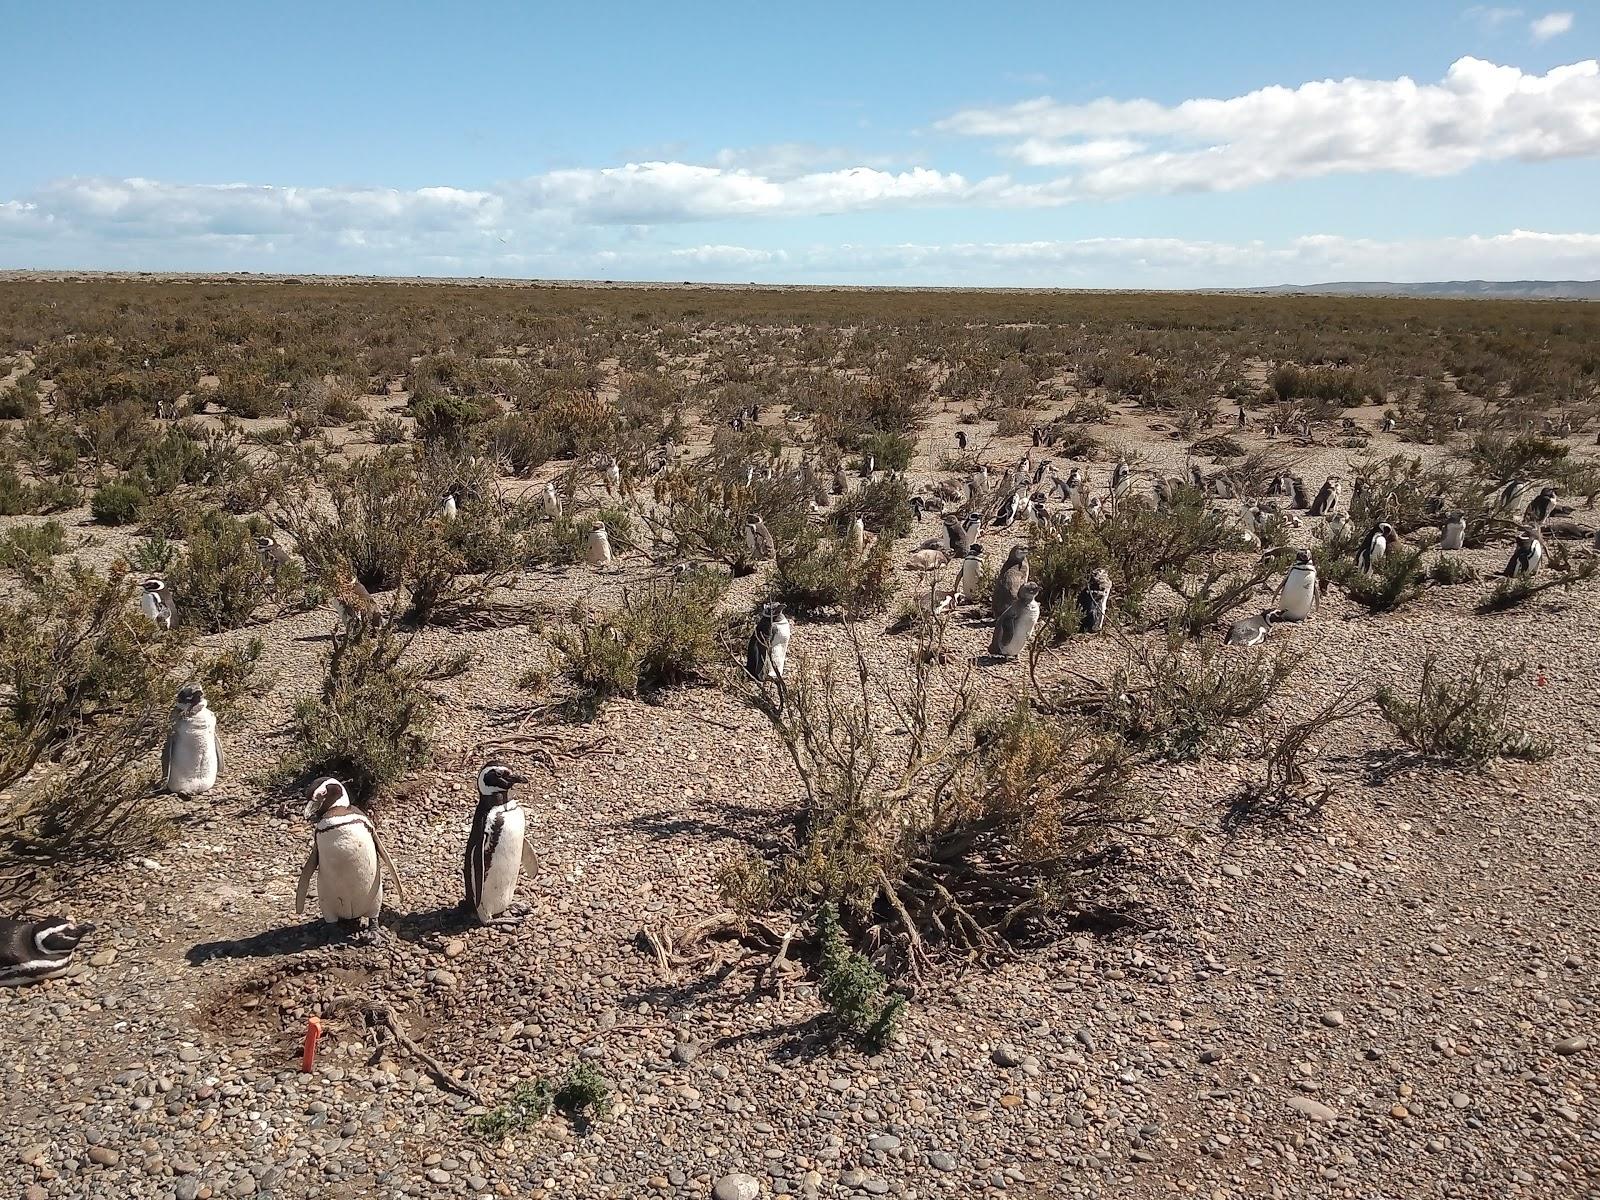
left=829, top=475, right=913, bottom=541
left=0, top=521, right=68, bottom=582
left=647, top=469, right=812, bottom=574
left=1376, top=654, right=1550, bottom=766
left=1232, top=685, right=1371, bottom=824
left=773, top=534, right=894, bottom=618
left=1478, top=543, right=1600, bottom=611
left=170, top=509, right=281, bottom=632
left=720, top=626, right=1139, bottom=979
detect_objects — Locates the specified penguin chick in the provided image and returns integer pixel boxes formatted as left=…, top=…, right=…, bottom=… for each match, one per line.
left=992, top=544, right=1029, bottom=616
left=0, top=916, right=95, bottom=987
left=904, top=548, right=951, bottom=572
left=162, top=682, right=222, bottom=796
left=744, top=514, right=776, bottom=560
left=295, top=777, right=406, bottom=934
left=140, top=578, right=176, bottom=630
left=463, top=763, right=535, bottom=926
left=1440, top=511, right=1467, bottom=552
left=847, top=517, right=877, bottom=560
left=959, top=543, right=985, bottom=603
left=988, top=581, right=1042, bottom=659
left=541, top=482, right=562, bottom=519
left=586, top=523, right=612, bottom=567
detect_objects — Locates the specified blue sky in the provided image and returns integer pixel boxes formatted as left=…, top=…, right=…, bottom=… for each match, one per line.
left=2, top=1, right=1597, bottom=286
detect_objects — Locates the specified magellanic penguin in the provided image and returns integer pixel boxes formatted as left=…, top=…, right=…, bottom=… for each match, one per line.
left=1503, top=529, right=1545, bottom=578
left=958, top=542, right=986, bottom=604
left=162, top=682, right=222, bottom=796
left=989, top=581, right=1042, bottom=659
left=463, top=764, right=536, bottom=926
left=745, top=601, right=792, bottom=687
left=744, top=514, right=776, bottom=560
left=1524, top=486, right=1558, bottom=524
left=1275, top=549, right=1319, bottom=621
left=1111, top=459, right=1131, bottom=500
left=0, top=916, right=95, bottom=987
left=955, top=430, right=968, bottom=451
left=602, top=456, right=622, bottom=496
left=139, top=578, right=176, bottom=630
left=942, top=515, right=971, bottom=557
left=254, top=535, right=292, bottom=571
left=847, top=517, right=877, bottom=560
left=1308, top=477, right=1341, bottom=517
left=1077, top=568, right=1112, bottom=633
left=541, top=482, right=562, bottom=519
left=1324, top=512, right=1355, bottom=543
left=992, top=544, right=1029, bottom=616
left=1225, top=610, right=1277, bottom=647
left=1355, top=522, right=1395, bottom=573
left=1439, top=511, right=1467, bottom=551
left=295, top=777, right=407, bottom=932
left=586, top=523, right=612, bottom=567
left=439, top=492, right=458, bottom=521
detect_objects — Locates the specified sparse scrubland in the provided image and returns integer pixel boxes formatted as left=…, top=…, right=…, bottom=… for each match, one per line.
left=1, top=276, right=1597, bottom=1199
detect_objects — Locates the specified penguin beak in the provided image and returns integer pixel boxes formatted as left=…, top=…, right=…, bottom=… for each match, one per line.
left=505, top=771, right=528, bottom=786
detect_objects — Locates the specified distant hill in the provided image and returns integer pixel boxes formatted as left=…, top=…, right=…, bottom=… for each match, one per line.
left=1243, top=279, right=1600, bottom=301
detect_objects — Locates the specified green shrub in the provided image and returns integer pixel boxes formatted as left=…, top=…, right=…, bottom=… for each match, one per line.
left=171, top=509, right=275, bottom=632
left=773, top=533, right=893, bottom=618
left=0, top=521, right=67, bottom=580
left=1376, top=654, right=1550, bottom=767
left=816, top=901, right=904, bottom=1052
left=1429, top=556, right=1478, bottom=586
left=1346, top=545, right=1427, bottom=613
left=90, top=479, right=147, bottom=525
left=829, top=475, right=913, bottom=541
left=0, top=468, right=34, bottom=516
left=856, top=432, right=916, bottom=473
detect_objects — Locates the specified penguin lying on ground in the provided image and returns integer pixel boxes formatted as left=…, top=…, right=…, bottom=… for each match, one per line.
left=163, top=682, right=222, bottom=796
left=295, top=778, right=406, bottom=939
left=464, top=764, right=538, bottom=926
left=0, top=916, right=95, bottom=987
left=1226, top=610, right=1278, bottom=646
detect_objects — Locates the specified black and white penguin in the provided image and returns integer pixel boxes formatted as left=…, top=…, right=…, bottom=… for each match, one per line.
left=859, top=454, right=876, bottom=481
left=989, top=581, right=1042, bottom=659
left=1077, top=568, right=1112, bottom=633
left=993, top=491, right=1020, bottom=528
left=992, top=544, right=1029, bottom=616
left=744, top=514, right=776, bottom=560
left=1309, top=477, right=1341, bottom=517
left=1226, top=610, right=1277, bottom=646
left=162, top=682, right=222, bottom=796
left=254, top=535, right=292, bottom=571
left=603, top=457, right=622, bottom=495
left=1503, top=530, right=1545, bottom=578
left=1237, top=404, right=1247, bottom=429
left=745, top=601, right=792, bottom=684
left=945, top=516, right=972, bottom=558
left=439, top=492, right=458, bottom=521
left=1355, top=522, right=1395, bottom=573
left=1111, top=459, right=1131, bottom=499
left=0, top=916, right=95, bottom=987
left=463, top=763, right=536, bottom=926
left=911, top=495, right=927, bottom=523
left=1497, top=477, right=1527, bottom=512
left=1290, top=476, right=1310, bottom=510
left=1524, top=486, right=1558, bottom=524
left=1440, top=511, right=1467, bottom=551
left=1275, top=549, right=1319, bottom=621
left=140, top=578, right=176, bottom=630
left=295, top=778, right=406, bottom=934
left=541, top=482, right=562, bottom=520
left=1032, top=459, right=1049, bottom=486
left=959, top=542, right=985, bottom=603
left=955, top=430, right=968, bottom=451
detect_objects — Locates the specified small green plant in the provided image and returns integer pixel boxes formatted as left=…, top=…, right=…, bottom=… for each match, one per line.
left=1376, top=654, right=1550, bottom=767
left=553, top=1063, right=612, bottom=1121
left=132, top=533, right=181, bottom=577
left=171, top=510, right=275, bottom=632
left=816, top=902, right=905, bottom=1052
left=372, top=415, right=408, bottom=444
left=1429, top=555, right=1478, bottom=586
left=473, top=1063, right=611, bottom=1139
left=90, top=479, right=147, bottom=526
left=0, top=521, right=67, bottom=580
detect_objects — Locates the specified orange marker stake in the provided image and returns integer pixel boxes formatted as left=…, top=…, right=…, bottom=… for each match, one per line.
left=302, top=1016, right=323, bottom=1072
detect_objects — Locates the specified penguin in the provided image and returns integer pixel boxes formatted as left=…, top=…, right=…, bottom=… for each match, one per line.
left=1077, top=568, right=1112, bottom=633
left=1237, top=404, right=1247, bottom=429
left=1031, top=459, right=1049, bottom=486
left=1290, top=476, right=1310, bottom=510
left=1325, top=511, right=1355, bottom=542
left=859, top=454, right=876, bottom=481
left=955, top=430, right=968, bottom=451
left=439, top=492, right=458, bottom=521
left=1111, top=460, right=1131, bottom=499
left=139, top=578, right=176, bottom=630
left=1503, top=530, right=1545, bottom=578
left=992, top=544, right=1029, bottom=615
left=915, top=581, right=960, bottom=617
left=1440, top=512, right=1467, bottom=551
left=1275, top=549, right=1319, bottom=621
left=1188, top=462, right=1206, bottom=491
left=904, top=547, right=951, bottom=572
left=1382, top=413, right=1397, bottom=433
left=254, top=535, right=292, bottom=571
left=1226, top=610, right=1277, bottom=647
left=993, top=491, right=1020, bottom=528
left=910, top=495, right=927, bottom=523
left=745, top=601, right=792, bottom=683
left=1355, top=522, right=1395, bottom=573
left=162, top=682, right=222, bottom=796
left=603, top=457, right=622, bottom=495
left=847, top=517, right=877, bottom=560
left=744, top=514, right=776, bottom=560
left=1524, top=487, right=1558, bottom=524
left=294, top=777, right=406, bottom=933
left=541, top=482, right=562, bottom=519
left=1309, top=477, right=1341, bottom=517
left=1497, top=477, right=1527, bottom=511
left=463, top=763, right=536, bottom=926
left=944, top=515, right=971, bottom=557
left=833, top=466, right=849, bottom=495
left=0, top=916, right=95, bottom=987
left=988, top=581, right=1042, bottom=659
left=959, top=542, right=985, bottom=603
left=586, top=523, right=612, bottom=567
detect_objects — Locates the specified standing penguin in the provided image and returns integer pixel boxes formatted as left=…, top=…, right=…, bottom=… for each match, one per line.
left=295, top=777, right=406, bottom=935
left=943, top=515, right=972, bottom=558
left=1290, top=476, right=1311, bottom=510
left=162, top=682, right=222, bottom=796
left=0, top=916, right=95, bottom=987
left=1355, top=522, right=1395, bottom=573
left=1324, top=512, right=1355, bottom=543
left=463, top=764, right=536, bottom=926
left=992, top=545, right=1029, bottom=616
left=1309, top=477, right=1341, bottom=517
left=1524, top=486, right=1558, bottom=524
left=541, top=482, right=562, bottom=520
left=744, top=514, right=776, bottom=560
left=602, top=457, right=622, bottom=496
left=959, top=542, right=985, bottom=603
left=832, top=466, right=849, bottom=495
left=1111, top=459, right=1131, bottom=500
left=439, top=492, right=458, bottom=521
left=140, top=578, right=176, bottom=630
left=1275, top=549, right=1319, bottom=621
left=993, top=491, right=1020, bottom=528
left=254, top=535, right=292, bottom=571
left=955, top=430, right=968, bottom=451
left=1077, top=568, right=1112, bottom=633
left=745, top=601, right=792, bottom=685
left=1440, top=511, right=1467, bottom=551
left=988, top=581, right=1042, bottom=659
left=585, top=523, right=612, bottom=567
left=847, top=517, right=877, bottom=560
left=1503, top=529, right=1545, bottom=578
left=1497, top=477, right=1528, bottom=512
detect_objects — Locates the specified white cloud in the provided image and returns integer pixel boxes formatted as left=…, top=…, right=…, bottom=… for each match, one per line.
left=1531, top=11, right=1574, bottom=39
left=938, top=56, right=1600, bottom=196
left=1467, top=6, right=1524, bottom=30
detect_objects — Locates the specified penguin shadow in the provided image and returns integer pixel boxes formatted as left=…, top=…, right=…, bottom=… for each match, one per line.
left=623, top=801, right=788, bottom=843
left=186, top=920, right=344, bottom=965
left=385, top=903, right=478, bottom=947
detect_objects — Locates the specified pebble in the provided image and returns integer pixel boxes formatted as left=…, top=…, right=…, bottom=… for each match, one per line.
left=86, top=1146, right=121, bottom=1167
left=928, top=1152, right=957, bottom=1172
left=1552, top=1035, right=1588, bottom=1056
left=1320, top=1009, right=1345, bottom=1028
left=1221, top=863, right=1243, bottom=878
left=1287, top=1096, right=1338, bottom=1123
left=992, top=1044, right=1022, bottom=1068
left=672, top=1041, right=701, bottom=1064
left=714, top=1172, right=760, bottom=1200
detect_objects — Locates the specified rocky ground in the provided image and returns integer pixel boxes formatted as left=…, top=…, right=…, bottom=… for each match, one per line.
left=3, top=389, right=1598, bottom=1200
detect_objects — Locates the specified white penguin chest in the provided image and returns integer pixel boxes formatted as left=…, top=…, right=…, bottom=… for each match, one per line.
left=168, top=715, right=218, bottom=790
left=766, top=622, right=791, bottom=677
left=960, top=557, right=982, bottom=595
left=1280, top=567, right=1316, bottom=616
left=481, top=805, right=526, bottom=912
left=1003, top=601, right=1040, bottom=652
left=315, top=816, right=381, bottom=919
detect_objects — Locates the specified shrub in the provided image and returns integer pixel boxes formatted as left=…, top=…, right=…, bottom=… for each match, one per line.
left=816, top=902, right=904, bottom=1051
left=0, top=468, right=32, bottom=516
left=410, top=384, right=498, bottom=445
left=549, top=568, right=729, bottom=702
left=1346, top=545, right=1427, bottom=613
left=1376, top=654, right=1550, bottom=767
left=829, top=475, right=913, bottom=541
left=856, top=432, right=915, bottom=473
left=0, top=521, right=67, bottom=581
left=91, top=479, right=147, bottom=525
left=217, top=371, right=281, bottom=419
left=372, top=415, right=409, bottom=444
left=474, top=1063, right=611, bottom=1139
left=773, top=534, right=893, bottom=618
left=170, top=509, right=276, bottom=632
left=1429, top=556, right=1478, bottom=586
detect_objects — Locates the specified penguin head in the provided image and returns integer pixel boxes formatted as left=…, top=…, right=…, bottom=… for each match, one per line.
left=1017, top=581, right=1043, bottom=604
left=1295, top=548, right=1314, bottom=565
left=1004, top=545, right=1027, bottom=569
left=910, top=496, right=925, bottom=518
left=768, top=601, right=788, bottom=623
left=141, top=578, right=166, bottom=595
left=304, top=777, right=350, bottom=819
left=746, top=514, right=760, bottom=527
left=253, top=535, right=275, bottom=553
left=1090, top=568, right=1112, bottom=590
left=1378, top=522, right=1398, bottom=539
left=967, top=543, right=984, bottom=559
left=477, top=763, right=526, bottom=797
left=174, top=682, right=206, bottom=715
left=32, top=919, right=94, bottom=957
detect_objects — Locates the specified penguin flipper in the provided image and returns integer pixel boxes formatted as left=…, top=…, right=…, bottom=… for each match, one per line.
left=294, top=847, right=318, bottom=915
left=160, top=724, right=175, bottom=783
left=373, top=837, right=407, bottom=906
left=212, top=731, right=224, bottom=779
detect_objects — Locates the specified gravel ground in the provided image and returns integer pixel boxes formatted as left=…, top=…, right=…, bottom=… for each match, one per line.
left=3, top=393, right=1597, bottom=1200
